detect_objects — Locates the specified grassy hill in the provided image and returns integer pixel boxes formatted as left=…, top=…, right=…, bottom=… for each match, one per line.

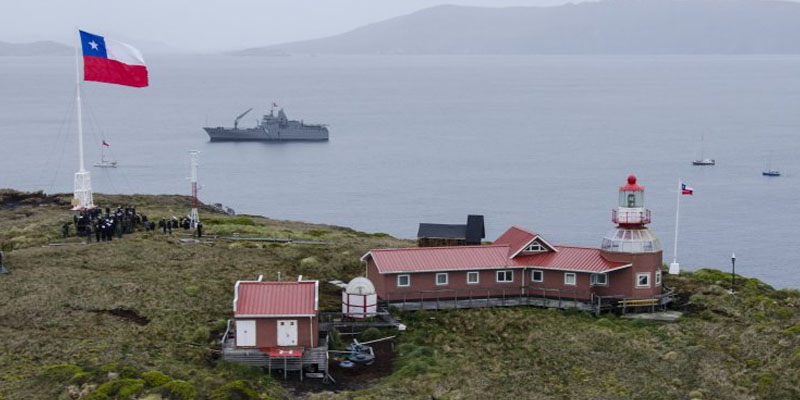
left=0, top=190, right=798, bottom=399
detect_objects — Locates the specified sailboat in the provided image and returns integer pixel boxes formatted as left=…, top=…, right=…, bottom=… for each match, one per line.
left=692, top=135, right=715, bottom=166
left=762, top=153, right=780, bottom=177
left=93, top=140, right=117, bottom=168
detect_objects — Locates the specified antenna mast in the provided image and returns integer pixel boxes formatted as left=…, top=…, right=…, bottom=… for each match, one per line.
left=189, top=150, right=200, bottom=229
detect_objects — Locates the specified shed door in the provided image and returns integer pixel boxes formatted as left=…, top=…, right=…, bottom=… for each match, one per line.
left=277, top=320, right=298, bottom=346
left=236, top=320, right=256, bottom=347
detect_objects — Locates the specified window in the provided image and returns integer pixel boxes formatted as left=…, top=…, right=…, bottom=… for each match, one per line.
left=397, top=274, right=410, bottom=287
left=496, top=270, right=513, bottom=282
left=655, top=270, right=662, bottom=285
left=467, top=271, right=480, bottom=284
left=564, top=272, right=576, bottom=286
left=590, top=273, right=608, bottom=286
left=531, top=270, right=544, bottom=282
left=435, top=273, right=448, bottom=286
left=524, top=241, right=547, bottom=252
left=636, top=273, right=650, bottom=288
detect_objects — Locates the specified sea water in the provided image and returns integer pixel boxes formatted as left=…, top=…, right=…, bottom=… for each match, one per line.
left=0, top=55, right=798, bottom=288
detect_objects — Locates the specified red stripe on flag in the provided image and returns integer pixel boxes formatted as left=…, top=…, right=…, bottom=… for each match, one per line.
left=83, top=56, right=148, bottom=88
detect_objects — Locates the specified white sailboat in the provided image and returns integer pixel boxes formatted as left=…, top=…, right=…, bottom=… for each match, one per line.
left=93, top=140, right=117, bottom=168
left=692, top=135, right=715, bottom=166
left=763, top=153, right=780, bottom=177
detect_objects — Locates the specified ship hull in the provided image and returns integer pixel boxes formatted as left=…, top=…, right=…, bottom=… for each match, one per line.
left=204, top=126, right=329, bottom=142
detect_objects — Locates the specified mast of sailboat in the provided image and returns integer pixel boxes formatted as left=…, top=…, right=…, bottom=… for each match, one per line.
left=73, top=29, right=94, bottom=210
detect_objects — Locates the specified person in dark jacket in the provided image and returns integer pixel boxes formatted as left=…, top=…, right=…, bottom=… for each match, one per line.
left=196, top=222, right=203, bottom=238
left=62, top=222, right=70, bottom=238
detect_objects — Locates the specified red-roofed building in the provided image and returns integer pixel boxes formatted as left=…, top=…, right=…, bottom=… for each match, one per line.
left=231, top=280, right=319, bottom=349
left=362, top=175, right=669, bottom=312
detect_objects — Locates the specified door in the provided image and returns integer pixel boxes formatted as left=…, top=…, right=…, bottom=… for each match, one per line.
left=235, top=320, right=256, bottom=347
left=277, top=320, right=298, bottom=346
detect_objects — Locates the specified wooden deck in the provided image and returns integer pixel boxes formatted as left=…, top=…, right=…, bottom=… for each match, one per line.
left=318, top=310, right=404, bottom=332
left=387, top=296, right=595, bottom=312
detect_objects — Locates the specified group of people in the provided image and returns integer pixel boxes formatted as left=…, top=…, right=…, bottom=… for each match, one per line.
left=69, top=206, right=146, bottom=242
left=63, top=206, right=204, bottom=242
left=155, top=216, right=203, bottom=236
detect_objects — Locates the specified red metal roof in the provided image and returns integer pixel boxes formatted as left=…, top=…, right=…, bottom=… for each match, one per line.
left=364, top=226, right=630, bottom=274
left=365, top=245, right=511, bottom=274
left=493, top=226, right=537, bottom=256
left=234, top=281, right=317, bottom=317
left=511, top=246, right=629, bottom=273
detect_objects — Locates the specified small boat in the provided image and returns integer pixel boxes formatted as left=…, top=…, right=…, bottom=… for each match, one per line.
left=762, top=153, right=780, bottom=176
left=692, top=135, right=715, bottom=166
left=692, top=159, right=715, bottom=166
left=93, top=140, right=117, bottom=168
left=93, top=159, right=117, bottom=168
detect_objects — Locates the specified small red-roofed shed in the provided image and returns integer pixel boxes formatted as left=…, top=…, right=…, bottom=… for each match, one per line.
left=232, top=280, right=319, bottom=349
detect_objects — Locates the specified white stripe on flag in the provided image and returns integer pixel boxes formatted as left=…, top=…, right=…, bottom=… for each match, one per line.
left=105, top=38, right=146, bottom=66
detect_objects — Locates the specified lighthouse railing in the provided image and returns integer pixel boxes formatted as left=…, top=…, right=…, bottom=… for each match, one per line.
left=612, top=208, right=651, bottom=224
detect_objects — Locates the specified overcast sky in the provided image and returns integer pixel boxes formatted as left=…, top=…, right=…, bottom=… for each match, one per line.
left=2, top=0, right=595, bottom=51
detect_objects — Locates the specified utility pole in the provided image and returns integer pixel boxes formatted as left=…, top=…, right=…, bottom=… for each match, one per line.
left=188, top=151, right=200, bottom=229
left=731, top=253, right=736, bottom=294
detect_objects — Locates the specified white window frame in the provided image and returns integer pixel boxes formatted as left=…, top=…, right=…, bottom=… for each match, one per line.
left=590, top=273, right=608, bottom=286
left=524, top=241, right=547, bottom=252
left=466, top=271, right=480, bottom=285
left=531, top=270, right=544, bottom=282
left=496, top=270, right=514, bottom=283
left=655, top=270, right=662, bottom=286
left=636, top=272, right=650, bottom=288
left=564, top=272, right=577, bottom=286
left=435, top=272, right=449, bottom=286
left=397, top=274, right=410, bottom=287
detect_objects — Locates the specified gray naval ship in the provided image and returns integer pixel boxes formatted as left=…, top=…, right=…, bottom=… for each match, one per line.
left=204, top=106, right=328, bottom=141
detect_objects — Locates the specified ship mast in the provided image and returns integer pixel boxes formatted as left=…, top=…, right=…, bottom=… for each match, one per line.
left=73, top=30, right=94, bottom=210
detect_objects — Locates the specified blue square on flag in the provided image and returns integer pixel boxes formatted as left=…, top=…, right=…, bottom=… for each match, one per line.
left=80, top=30, right=107, bottom=58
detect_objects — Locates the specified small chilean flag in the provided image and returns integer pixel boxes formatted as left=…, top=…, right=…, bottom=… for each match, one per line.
left=79, top=30, right=148, bottom=88
left=102, top=140, right=110, bottom=147
left=681, top=182, right=694, bottom=195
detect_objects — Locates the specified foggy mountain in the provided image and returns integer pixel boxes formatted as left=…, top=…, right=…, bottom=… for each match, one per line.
left=235, top=0, right=800, bottom=55
left=0, top=40, right=72, bottom=56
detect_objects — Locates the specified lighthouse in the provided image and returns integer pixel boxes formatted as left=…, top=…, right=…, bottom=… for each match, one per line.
left=600, top=174, right=664, bottom=299
left=601, top=174, right=661, bottom=253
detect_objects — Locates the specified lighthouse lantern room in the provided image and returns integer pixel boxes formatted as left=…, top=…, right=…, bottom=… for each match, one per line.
left=601, top=174, right=662, bottom=253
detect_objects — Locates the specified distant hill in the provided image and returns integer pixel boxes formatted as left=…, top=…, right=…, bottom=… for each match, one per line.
left=235, top=0, right=800, bottom=55
left=0, top=40, right=71, bottom=56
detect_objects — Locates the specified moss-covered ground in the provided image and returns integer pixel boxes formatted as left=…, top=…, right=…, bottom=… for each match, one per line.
left=0, top=190, right=798, bottom=399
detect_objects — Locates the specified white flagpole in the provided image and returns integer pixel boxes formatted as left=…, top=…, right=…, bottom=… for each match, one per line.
left=73, top=29, right=94, bottom=210
left=669, top=178, right=681, bottom=274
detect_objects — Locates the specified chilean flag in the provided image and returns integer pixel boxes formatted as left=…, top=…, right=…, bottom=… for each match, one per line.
left=79, top=30, right=148, bottom=88
left=681, top=183, right=694, bottom=195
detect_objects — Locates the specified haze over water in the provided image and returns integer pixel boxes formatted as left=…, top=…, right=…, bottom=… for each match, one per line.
left=1, top=55, right=798, bottom=288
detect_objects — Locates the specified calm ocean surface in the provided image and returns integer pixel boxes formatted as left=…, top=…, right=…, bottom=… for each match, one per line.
left=1, top=55, right=798, bottom=288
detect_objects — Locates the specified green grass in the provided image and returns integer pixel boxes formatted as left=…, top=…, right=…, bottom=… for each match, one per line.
left=1, top=190, right=799, bottom=399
